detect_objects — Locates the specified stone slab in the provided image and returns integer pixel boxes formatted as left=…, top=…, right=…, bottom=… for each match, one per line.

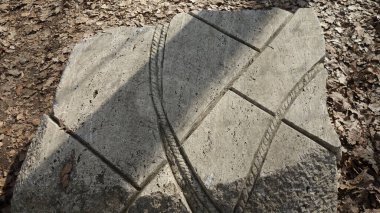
left=12, top=116, right=136, bottom=212
left=53, top=27, right=165, bottom=186
left=13, top=7, right=339, bottom=213
left=192, top=8, right=291, bottom=50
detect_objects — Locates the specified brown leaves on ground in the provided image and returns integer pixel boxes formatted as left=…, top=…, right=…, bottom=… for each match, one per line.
left=0, top=0, right=379, bottom=211
left=319, top=0, right=380, bottom=211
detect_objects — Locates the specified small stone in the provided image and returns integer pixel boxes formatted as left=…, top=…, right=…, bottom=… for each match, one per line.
left=32, top=118, right=40, bottom=126
left=9, top=149, right=16, bottom=156
left=8, top=69, right=21, bottom=77
left=16, top=113, right=24, bottom=121
left=335, top=27, right=344, bottom=33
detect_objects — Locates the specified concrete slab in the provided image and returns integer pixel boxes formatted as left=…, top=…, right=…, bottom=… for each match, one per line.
left=12, top=116, right=136, bottom=212
left=13, top=7, right=339, bottom=213
left=53, top=27, right=165, bottom=186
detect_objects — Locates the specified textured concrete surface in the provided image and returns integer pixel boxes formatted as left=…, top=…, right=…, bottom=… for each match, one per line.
left=12, top=116, right=136, bottom=212
left=249, top=124, right=337, bottom=212
left=13, top=7, right=340, bottom=212
left=128, top=164, right=191, bottom=212
left=285, top=64, right=341, bottom=148
left=232, top=8, right=339, bottom=149
left=162, top=13, right=256, bottom=142
left=53, top=27, right=165, bottom=186
left=191, top=8, right=291, bottom=50
left=183, top=91, right=272, bottom=211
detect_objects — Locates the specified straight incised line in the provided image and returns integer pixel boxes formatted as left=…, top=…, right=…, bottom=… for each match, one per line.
left=281, top=119, right=341, bottom=158
left=180, top=12, right=295, bottom=144
left=233, top=57, right=326, bottom=213
left=261, top=13, right=293, bottom=50
left=139, top=161, right=168, bottom=190
left=189, top=12, right=261, bottom=52
left=230, top=87, right=341, bottom=156
left=48, top=114, right=141, bottom=190
left=122, top=160, right=168, bottom=212
left=230, top=87, right=275, bottom=116
left=180, top=52, right=260, bottom=144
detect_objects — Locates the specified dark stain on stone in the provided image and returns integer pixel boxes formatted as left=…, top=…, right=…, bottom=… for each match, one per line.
left=96, top=172, right=105, bottom=184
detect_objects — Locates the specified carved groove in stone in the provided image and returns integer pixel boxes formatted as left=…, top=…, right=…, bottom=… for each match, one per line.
left=149, top=24, right=221, bottom=212
left=233, top=59, right=325, bottom=213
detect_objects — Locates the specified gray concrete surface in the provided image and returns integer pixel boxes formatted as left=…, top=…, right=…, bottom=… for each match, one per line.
left=12, top=116, right=136, bottom=212
left=183, top=91, right=272, bottom=211
left=191, top=8, right=291, bottom=50
left=53, top=27, right=165, bottom=186
left=13, top=7, right=340, bottom=212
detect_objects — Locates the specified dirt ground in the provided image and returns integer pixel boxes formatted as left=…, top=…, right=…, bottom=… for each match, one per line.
left=0, top=0, right=379, bottom=212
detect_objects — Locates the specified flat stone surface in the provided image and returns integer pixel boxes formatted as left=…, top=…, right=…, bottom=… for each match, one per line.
left=285, top=64, right=341, bottom=147
left=162, top=13, right=257, bottom=142
left=232, top=8, right=339, bottom=148
left=248, top=124, right=337, bottom=212
left=53, top=27, right=165, bottom=186
left=233, top=8, right=325, bottom=111
left=192, top=8, right=291, bottom=50
left=128, top=164, right=191, bottom=212
left=13, top=7, right=339, bottom=212
left=183, top=91, right=272, bottom=211
left=163, top=7, right=290, bottom=142
left=12, top=116, right=136, bottom=212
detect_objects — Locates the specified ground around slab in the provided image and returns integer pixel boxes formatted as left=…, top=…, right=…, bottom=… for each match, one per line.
left=0, top=0, right=379, bottom=212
